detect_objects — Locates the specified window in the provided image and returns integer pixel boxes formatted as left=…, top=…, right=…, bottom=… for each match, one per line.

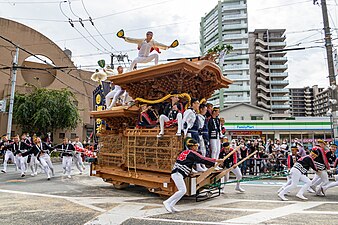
left=59, top=133, right=65, bottom=139
left=251, top=115, right=263, bottom=120
left=71, top=133, right=77, bottom=139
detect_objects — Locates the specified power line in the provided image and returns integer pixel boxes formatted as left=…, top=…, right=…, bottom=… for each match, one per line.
left=80, top=0, right=118, bottom=52
left=92, top=0, right=172, bottom=20
left=59, top=1, right=108, bottom=53
left=0, top=34, right=96, bottom=97
left=256, top=0, right=312, bottom=11
left=67, top=0, right=111, bottom=53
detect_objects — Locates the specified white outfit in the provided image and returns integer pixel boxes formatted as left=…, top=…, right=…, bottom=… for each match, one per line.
left=62, top=156, right=73, bottom=176
left=196, top=114, right=207, bottom=172
left=72, top=141, right=85, bottom=173
left=223, top=167, right=243, bottom=192
left=39, top=153, right=54, bottom=179
left=312, top=170, right=329, bottom=195
left=29, top=154, right=39, bottom=175
left=182, top=109, right=196, bottom=136
left=124, top=37, right=169, bottom=71
left=163, top=172, right=186, bottom=210
left=73, top=153, right=84, bottom=173
left=280, top=167, right=311, bottom=197
left=210, top=139, right=221, bottom=159
left=3, top=150, right=15, bottom=172
left=322, top=175, right=338, bottom=193
left=158, top=113, right=183, bottom=135
left=16, top=155, right=26, bottom=175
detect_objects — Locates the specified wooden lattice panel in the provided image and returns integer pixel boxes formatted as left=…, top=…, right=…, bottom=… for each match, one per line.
left=98, top=131, right=124, bottom=167
left=125, top=128, right=183, bottom=173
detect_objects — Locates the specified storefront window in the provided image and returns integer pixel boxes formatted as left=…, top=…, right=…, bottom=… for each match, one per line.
left=291, top=133, right=301, bottom=143
left=280, top=134, right=290, bottom=143
left=267, top=134, right=274, bottom=141
left=314, top=133, right=324, bottom=140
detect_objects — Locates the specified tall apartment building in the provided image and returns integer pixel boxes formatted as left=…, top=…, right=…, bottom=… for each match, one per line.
left=314, top=88, right=331, bottom=116
left=200, top=0, right=249, bottom=108
left=289, top=85, right=323, bottom=117
left=249, top=29, right=291, bottom=119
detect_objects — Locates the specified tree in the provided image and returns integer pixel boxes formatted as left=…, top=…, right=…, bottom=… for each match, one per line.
left=13, top=88, right=81, bottom=136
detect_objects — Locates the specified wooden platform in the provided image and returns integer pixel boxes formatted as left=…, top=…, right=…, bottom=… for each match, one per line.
left=90, top=105, right=139, bottom=130
left=107, top=59, right=233, bottom=100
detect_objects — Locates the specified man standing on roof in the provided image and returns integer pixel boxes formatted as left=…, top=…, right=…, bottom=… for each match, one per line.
left=117, top=29, right=178, bottom=71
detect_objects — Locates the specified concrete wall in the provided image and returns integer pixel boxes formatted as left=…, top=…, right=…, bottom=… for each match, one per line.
left=219, top=104, right=271, bottom=120
left=0, top=18, right=96, bottom=143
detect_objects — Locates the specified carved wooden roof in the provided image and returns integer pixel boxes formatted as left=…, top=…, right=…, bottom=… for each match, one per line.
left=108, top=59, right=233, bottom=100
left=90, top=106, right=139, bottom=130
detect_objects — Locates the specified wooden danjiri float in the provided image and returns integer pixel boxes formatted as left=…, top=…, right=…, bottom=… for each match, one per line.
left=90, top=59, right=233, bottom=197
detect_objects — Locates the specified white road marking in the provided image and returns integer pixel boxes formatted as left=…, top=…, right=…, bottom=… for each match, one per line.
left=223, top=202, right=323, bottom=224
left=131, top=217, right=232, bottom=225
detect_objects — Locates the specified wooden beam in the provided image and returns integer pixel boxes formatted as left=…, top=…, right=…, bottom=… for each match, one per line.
left=214, top=150, right=258, bottom=181
left=196, top=148, right=237, bottom=186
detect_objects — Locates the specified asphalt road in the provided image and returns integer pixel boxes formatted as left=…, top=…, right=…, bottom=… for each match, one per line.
left=0, top=163, right=337, bottom=225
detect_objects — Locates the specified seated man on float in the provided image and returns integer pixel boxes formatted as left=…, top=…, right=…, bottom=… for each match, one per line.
left=137, top=104, right=159, bottom=128
left=117, top=29, right=178, bottom=71
left=105, top=66, right=129, bottom=109
left=157, top=91, right=184, bottom=137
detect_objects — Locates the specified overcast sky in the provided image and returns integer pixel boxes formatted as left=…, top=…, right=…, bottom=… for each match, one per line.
left=1, top=0, right=338, bottom=88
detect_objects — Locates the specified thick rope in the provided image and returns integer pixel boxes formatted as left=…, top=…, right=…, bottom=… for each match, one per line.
left=206, top=170, right=290, bottom=188
left=135, top=93, right=192, bottom=109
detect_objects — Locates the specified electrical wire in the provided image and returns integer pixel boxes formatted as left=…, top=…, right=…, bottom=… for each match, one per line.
left=92, top=0, right=172, bottom=20
left=255, top=0, right=312, bottom=11
left=68, top=0, right=113, bottom=53
left=0, top=34, right=96, bottom=97
left=81, top=0, right=118, bottom=53
left=59, top=1, right=107, bottom=53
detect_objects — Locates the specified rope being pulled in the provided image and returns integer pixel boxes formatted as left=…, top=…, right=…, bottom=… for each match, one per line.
left=206, top=170, right=290, bottom=188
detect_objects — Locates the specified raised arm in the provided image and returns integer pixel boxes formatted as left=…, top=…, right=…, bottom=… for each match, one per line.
left=124, top=37, right=144, bottom=45
left=153, top=40, right=170, bottom=50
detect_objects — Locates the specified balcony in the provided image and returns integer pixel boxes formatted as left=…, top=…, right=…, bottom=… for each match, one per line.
left=223, top=64, right=249, bottom=71
left=226, top=75, right=250, bottom=81
left=256, top=61, right=288, bottom=70
left=232, top=43, right=249, bottom=50
left=222, top=4, right=247, bottom=11
left=269, top=42, right=287, bottom=47
left=224, top=96, right=250, bottom=102
left=270, top=80, right=289, bottom=85
left=269, top=64, right=288, bottom=69
left=271, top=96, right=290, bottom=101
left=222, top=14, right=247, bottom=21
left=223, top=33, right=248, bottom=40
left=226, top=86, right=250, bottom=92
left=256, top=54, right=287, bottom=62
left=270, top=57, right=288, bottom=62
left=270, top=72, right=288, bottom=78
left=225, top=54, right=249, bottom=60
left=271, top=88, right=289, bottom=93
left=272, top=104, right=290, bottom=109
left=222, top=23, right=248, bottom=30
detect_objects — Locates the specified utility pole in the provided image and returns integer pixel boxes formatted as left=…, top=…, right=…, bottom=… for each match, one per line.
left=315, top=0, right=338, bottom=142
left=6, top=47, right=19, bottom=139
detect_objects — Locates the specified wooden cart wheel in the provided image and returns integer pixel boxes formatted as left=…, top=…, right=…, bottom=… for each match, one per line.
left=113, top=182, right=129, bottom=190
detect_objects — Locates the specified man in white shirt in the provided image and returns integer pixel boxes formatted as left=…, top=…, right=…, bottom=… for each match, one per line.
left=118, top=30, right=178, bottom=71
